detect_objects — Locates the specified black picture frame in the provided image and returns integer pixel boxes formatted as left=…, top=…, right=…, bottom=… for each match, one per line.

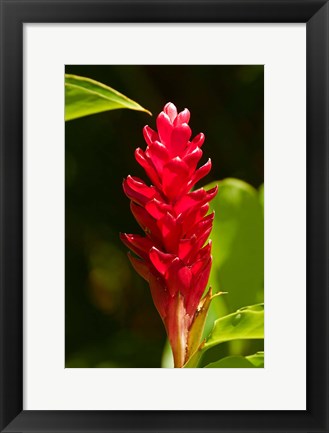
left=1, top=1, right=328, bottom=432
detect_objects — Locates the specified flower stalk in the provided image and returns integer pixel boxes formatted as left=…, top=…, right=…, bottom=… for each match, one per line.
left=121, top=103, right=217, bottom=367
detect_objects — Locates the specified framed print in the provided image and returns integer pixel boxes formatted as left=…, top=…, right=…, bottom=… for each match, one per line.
left=0, top=0, right=328, bottom=432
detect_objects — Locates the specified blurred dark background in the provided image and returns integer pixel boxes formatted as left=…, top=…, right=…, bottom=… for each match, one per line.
left=65, top=65, right=264, bottom=368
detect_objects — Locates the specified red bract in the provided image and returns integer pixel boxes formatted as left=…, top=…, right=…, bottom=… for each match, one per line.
left=121, top=103, right=218, bottom=367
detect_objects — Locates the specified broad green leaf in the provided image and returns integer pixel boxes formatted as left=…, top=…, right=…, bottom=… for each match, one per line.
left=204, top=351, right=264, bottom=368
left=206, top=178, right=264, bottom=315
left=184, top=304, right=264, bottom=368
left=65, top=74, right=151, bottom=121
left=206, top=303, right=264, bottom=348
left=246, top=351, right=264, bottom=367
left=204, top=356, right=254, bottom=368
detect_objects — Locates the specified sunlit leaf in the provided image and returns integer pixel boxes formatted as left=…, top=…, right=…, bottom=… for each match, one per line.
left=204, top=356, right=254, bottom=368
left=161, top=339, right=174, bottom=368
left=65, top=74, right=152, bottom=121
left=184, top=304, right=264, bottom=367
left=259, top=183, right=264, bottom=211
left=204, top=351, right=264, bottom=368
left=246, top=351, right=264, bottom=367
left=206, top=178, right=264, bottom=316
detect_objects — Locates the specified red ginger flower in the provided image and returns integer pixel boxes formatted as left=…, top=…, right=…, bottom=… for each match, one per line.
left=121, top=103, right=218, bottom=367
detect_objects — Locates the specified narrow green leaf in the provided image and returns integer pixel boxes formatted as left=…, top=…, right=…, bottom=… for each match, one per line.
left=65, top=74, right=152, bottom=121
left=204, top=351, right=264, bottom=368
left=184, top=304, right=264, bottom=368
left=186, top=287, right=213, bottom=360
left=169, top=293, right=188, bottom=368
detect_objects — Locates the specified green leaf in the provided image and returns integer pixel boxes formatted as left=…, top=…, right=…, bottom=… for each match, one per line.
left=184, top=304, right=264, bottom=368
left=259, top=184, right=264, bottom=211
left=161, top=340, right=174, bottom=368
left=186, top=287, right=213, bottom=360
left=204, top=351, right=264, bottom=368
left=206, top=178, right=264, bottom=314
left=205, top=303, right=264, bottom=348
left=204, top=356, right=254, bottom=368
left=246, top=351, right=264, bottom=367
left=65, top=74, right=152, bottom=121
